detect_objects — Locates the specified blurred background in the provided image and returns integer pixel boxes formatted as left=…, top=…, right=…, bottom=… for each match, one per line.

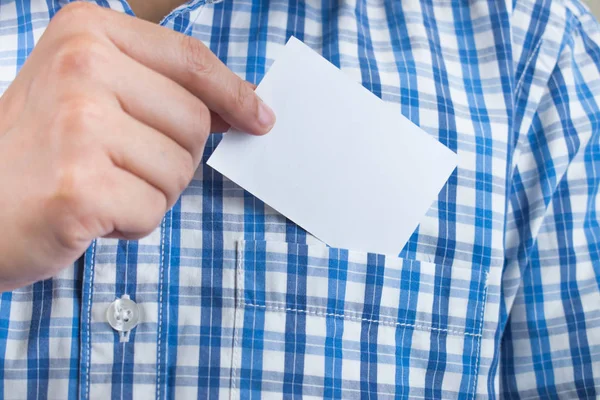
left=586, top=1, right=600, bottom=19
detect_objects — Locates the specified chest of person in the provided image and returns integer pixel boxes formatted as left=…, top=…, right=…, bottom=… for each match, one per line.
left=0, top=0, right=511, bottom=398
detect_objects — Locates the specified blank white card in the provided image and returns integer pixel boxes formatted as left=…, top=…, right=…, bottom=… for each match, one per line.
left=208, top=37, right=457, bottom=256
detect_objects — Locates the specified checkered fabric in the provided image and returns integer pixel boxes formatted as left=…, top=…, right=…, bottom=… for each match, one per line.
left=0, top=0, right=599, bottom=398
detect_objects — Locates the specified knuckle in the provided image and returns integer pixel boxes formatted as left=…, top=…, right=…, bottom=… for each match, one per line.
left=50, top=36, right=109, bottom=78
left=181, top=36, right=214, bottom=78
left=189, top=103, right=210, bottom=150
left=48, top=165, right=91, bottom=250
left=52, top=94, right=104, bottom=137
left=175, top=151, right=196, bottom=194
left=233, top=82, right=257, bottom=115
left=53, top=161, right=88, bottom=204
left=53, top=215, right=89, bottom=251
left=139, top=196, right=167, bottom=236
left=49, top=166, right=100, bottom=251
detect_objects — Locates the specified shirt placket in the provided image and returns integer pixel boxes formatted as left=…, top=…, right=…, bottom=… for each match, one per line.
left=79, top=223, right=168, bottom=399
left=78, top=3, right=208, bottom=399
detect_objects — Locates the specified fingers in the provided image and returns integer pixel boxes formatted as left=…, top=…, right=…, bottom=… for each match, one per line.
left=95, top=169, right=168, bottom=240
left=210, top=111, right=230, bottom=133
left=44, top=156, right=168, bottom=247
left=95, top=7, right=275, bottom=135
left=209, top=83, right=257, bottom=133
left=101, top=50, right=211, bottom=163
left=104, top=51, right=240, bottom=140
left=101, top=112, right=200, bottom=208
left=79, top=113, right=193, bottom=240
left=46, top=4, right=270, bottom=135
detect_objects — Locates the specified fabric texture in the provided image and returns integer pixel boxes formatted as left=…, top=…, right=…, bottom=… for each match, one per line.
left=0, top=0, right=599, bottom=398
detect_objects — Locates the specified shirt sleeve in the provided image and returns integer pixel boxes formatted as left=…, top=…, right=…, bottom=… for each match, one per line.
left=501, top=2, right=600, bottom=397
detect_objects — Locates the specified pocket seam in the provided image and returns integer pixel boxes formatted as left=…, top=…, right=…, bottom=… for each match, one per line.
left=229, top=242, right=245, bottom=397
left=236, top=299, right=482, bottom=338
left=235, top=240, right=488, bottom=339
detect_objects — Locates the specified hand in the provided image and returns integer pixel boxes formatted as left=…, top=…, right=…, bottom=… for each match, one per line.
left=0, top=3, right=275, bottom=291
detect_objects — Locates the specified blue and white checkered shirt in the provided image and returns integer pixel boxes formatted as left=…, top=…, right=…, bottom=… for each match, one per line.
left=1, top=0, right=599, bottom=398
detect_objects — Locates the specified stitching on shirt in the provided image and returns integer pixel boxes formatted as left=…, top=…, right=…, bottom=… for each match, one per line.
left=230, top=243, right=244, bottom=397
left=470, top=269, right=490, bottom=400
left=156, top=217, right=167, bottom=400
left=514, top=39, right=545, bottom=99
left=231, top=325, right=240, bottom=397
left=237, top=301, right=482, bottom=338
left=234, top=242, right=487, bottom=339
left=85, top=240, right=96, bottom=400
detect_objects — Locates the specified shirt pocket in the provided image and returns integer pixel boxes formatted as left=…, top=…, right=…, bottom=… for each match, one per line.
left=230, top=240, right=489, bottom=399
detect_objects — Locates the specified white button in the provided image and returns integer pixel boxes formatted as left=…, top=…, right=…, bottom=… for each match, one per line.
left=106, top=295, right=140, bottom=342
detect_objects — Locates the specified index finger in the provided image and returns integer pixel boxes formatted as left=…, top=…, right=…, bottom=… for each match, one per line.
left=74, top=4, right=275, bottom=135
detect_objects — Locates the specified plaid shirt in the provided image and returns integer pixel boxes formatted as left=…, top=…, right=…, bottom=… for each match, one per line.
left=1, top=0, right=599, bottom=398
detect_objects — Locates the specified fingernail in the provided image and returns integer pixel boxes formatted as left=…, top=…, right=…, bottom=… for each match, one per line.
left=258, top=100, right=276, bottom=131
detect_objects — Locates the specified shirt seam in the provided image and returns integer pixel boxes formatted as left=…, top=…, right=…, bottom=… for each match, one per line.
left=470, top=269, right=490, bottom=400
left=85, top=240, right=96, bottom=400
left=514, top=38, right=545, bottom=98
left=155, top=216, right=168, bottom=400
left=236, top=301, right=483, bottom=338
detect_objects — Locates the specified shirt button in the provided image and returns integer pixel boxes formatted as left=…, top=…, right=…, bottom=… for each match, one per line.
left=106, top=294, right=140, bottom=342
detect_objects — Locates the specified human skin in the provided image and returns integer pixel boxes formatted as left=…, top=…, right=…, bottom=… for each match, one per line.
left=0, top=2, right=275, bottom=291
